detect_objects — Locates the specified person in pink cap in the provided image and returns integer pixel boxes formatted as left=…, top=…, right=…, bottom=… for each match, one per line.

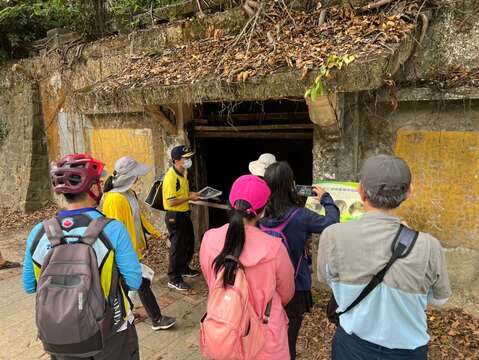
left=200, top=175, right=295, bottom=359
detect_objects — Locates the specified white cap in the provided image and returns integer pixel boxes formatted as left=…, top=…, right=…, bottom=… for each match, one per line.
left=248, top=153, right=277, bottom=177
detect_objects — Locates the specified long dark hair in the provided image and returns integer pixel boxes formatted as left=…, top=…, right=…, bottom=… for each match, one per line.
left=103, top=171, right=117, bottom=193
left=264, top=161, right=300, bottom=219
left=213, top=199, right=259, bottom=286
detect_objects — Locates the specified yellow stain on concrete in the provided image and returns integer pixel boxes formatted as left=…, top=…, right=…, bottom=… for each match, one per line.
left=90, top=128, right=155, bottom=194
left=395, top=130, right=479, bottom=249
left=39, top=81, right=65, bottom=162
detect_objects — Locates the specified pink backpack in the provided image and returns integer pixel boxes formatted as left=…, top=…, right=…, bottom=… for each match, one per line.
left=199, top=257, right=272, bottom=360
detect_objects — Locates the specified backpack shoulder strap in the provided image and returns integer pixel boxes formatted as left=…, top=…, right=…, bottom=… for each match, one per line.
left=337, top=225, right=418, bottom=317
left=82, top=217, right=113, bottom=246
left=262, top=299, right=273, bottom=324
left=42, top=218, right=64, bottom=248
left=261, top=207, right=300, bottom=232
left=276, top=208, right=300, bottom=232
left=391, top=225, right=419, bottom=258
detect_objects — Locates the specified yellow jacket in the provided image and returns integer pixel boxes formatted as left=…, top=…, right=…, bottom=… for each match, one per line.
left=102, top=192, right=161, bottom=260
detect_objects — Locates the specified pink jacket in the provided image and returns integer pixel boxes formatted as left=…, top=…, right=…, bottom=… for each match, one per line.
left=200, top=224, right=295, bottom=360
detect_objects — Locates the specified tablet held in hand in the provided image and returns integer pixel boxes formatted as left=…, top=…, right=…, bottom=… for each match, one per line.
left=198, top=186, right=222, bottom=200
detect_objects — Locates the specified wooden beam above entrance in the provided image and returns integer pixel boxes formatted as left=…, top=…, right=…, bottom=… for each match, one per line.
left=194, top=124, right=314, bottom=132
left=207, top=112, right=310, bottom=121
left=194, top=131, right=313, bottom=139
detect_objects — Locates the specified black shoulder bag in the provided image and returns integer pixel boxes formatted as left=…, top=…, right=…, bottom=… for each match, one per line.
left=327, top=225, right=419, bottom=325
left=145, top=172, right=166, bottom=211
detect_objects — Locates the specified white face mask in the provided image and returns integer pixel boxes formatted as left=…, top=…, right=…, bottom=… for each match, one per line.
left=183, top=158, right=192, bottom=169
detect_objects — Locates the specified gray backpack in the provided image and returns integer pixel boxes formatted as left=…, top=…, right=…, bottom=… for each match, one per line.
left=36, top=217, right=115, bottom=357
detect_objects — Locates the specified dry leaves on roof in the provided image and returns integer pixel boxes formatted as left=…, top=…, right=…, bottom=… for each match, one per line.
left=95, top=1, right=420, bottom=95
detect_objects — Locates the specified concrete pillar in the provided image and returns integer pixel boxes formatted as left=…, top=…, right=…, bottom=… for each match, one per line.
left=310, top=93, right=360, bottom=182
left=309, top=93, right=360, bottom=288
left=25, top=83, right=53, bottom=211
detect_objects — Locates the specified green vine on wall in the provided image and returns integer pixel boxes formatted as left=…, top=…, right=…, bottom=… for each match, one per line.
left=304, top=54, right=356, bottom=101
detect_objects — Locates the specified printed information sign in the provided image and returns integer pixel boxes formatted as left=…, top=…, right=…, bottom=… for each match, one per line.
left=306, top=181, right=364, bottom=222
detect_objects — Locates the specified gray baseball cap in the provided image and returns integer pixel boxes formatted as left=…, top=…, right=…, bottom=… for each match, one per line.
left=360, top=155, right=411, bottom=196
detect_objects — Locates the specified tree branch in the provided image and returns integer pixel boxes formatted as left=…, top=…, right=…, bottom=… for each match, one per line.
left=418, top=13, right=429, bottom=45
left=360, top=0, right=394, bottom=11
left=318, top=9, right=327, bottom=27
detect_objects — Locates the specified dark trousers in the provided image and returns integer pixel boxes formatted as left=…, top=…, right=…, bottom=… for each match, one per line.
left=286, top=309, right=304, bottom=360
left=285, top=291, right=312, bottom=360
left=332, top=326, right=428, bottom=360
left=138, top=277, right=161, bottom=321
left=165, top=211, right=195, bottom=283
left=51, top=324, right=139, bottom=360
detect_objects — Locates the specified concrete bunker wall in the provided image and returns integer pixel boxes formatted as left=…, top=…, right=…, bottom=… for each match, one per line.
left=0, top=79, right=51, bottom=211
left=313, top=96, right=479, bottom=315
left=363, top=99, right=479, bottom=316
left=86, top=113, right=169, bottom=232
left=41, top=103, right=201, bottom=236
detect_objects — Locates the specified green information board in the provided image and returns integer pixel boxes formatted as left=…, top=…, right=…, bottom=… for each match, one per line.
left=305, top=181, right=364, bottom=222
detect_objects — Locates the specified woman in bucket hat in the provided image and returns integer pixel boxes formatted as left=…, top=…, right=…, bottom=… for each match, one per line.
left=102, top=156, right=177, bottom=331
left=200, top=175, right=295, bottom=359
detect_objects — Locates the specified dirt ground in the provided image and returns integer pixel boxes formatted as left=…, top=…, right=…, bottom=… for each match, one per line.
left=1, top=206, right=478, bottom=360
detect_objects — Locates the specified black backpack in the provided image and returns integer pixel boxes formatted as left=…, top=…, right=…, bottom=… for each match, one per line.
left=145, top=173, right=166, bottom=211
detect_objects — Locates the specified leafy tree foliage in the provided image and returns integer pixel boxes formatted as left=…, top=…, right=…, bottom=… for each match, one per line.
left=0, top=0, right=183, bottom=60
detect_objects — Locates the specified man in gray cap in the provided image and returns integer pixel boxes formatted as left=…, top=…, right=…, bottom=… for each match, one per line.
left=317, top=155, right=451, bottom=360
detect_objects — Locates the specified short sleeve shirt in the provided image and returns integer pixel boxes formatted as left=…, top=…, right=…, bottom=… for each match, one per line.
left=162, top=167, right=190, bottom=212
left=317, top=211, right=451, bottom=350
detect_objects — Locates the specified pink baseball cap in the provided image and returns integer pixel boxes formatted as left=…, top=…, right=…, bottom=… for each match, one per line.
left=229, top=175, right=271, bottom=215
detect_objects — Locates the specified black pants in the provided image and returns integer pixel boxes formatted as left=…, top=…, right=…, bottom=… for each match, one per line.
left=285, top=291, right=313, bottom=360
left=332, top=326, right=428, bottom=360
left=51, top=324, right=139, bottom=360
left=165, top=211, right=195, bottom=283
left=138, top=277, right=161, bottom=321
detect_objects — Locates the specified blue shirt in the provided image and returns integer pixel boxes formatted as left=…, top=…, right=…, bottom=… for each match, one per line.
left=23, top=208, right=142, bottom=294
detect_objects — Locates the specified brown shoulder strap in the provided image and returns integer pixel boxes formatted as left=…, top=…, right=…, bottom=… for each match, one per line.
left=82, top=217, right=112, bottom=246
left=43, top=218, right=64, bottom=247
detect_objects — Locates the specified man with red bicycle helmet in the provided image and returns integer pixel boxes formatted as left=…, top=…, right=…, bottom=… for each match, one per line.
left=50, top=153, right=105, bottom=204
left=23, top=153, right=142, bottom=360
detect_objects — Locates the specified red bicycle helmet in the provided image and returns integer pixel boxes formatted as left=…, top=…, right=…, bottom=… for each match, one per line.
left=51, top=154, right=105, bottom=196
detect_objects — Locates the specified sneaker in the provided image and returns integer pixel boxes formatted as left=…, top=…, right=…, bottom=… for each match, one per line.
left=152, top=315, right=177, bottom=331
left=183, top=268, right=200, bottom=278
left=167, top=281, right=192, bottom=291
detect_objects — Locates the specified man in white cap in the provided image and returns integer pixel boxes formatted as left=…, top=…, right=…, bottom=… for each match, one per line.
left=249, top=153, right=277, bottom=177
